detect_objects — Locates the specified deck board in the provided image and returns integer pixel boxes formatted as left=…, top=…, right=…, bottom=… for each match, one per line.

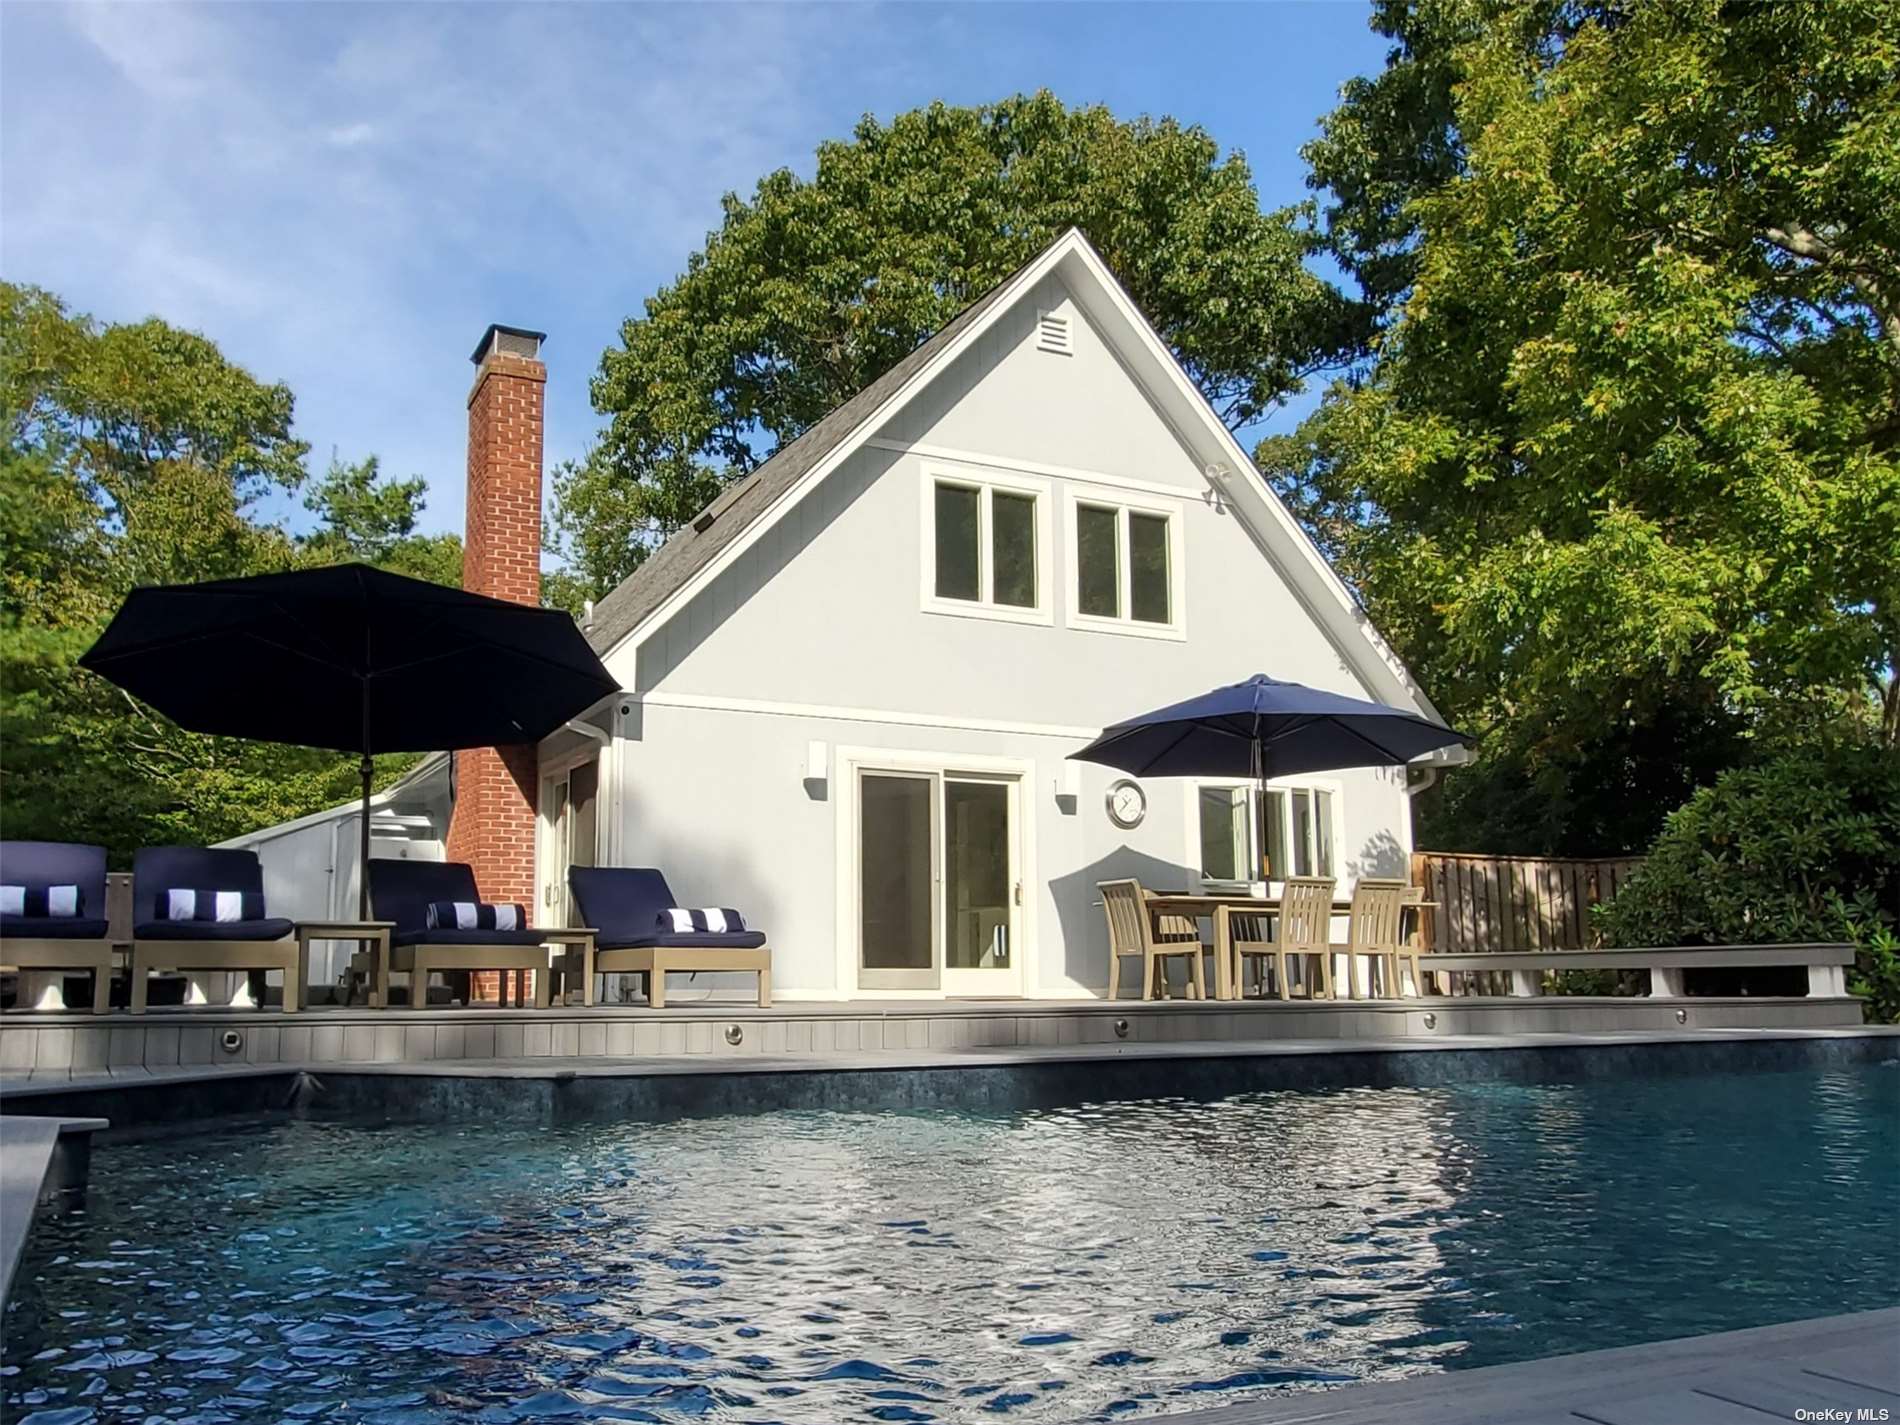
left=1160, top=1308, right=1900, bottom=1425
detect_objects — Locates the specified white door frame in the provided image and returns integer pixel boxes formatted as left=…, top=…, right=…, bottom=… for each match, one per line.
left=834, top=744, right=1038, bottom=999
left=538, top=746, right=602, bottom=924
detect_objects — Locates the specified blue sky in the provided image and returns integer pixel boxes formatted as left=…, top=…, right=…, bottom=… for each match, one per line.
left=0, top=2, right=1388, bottom=541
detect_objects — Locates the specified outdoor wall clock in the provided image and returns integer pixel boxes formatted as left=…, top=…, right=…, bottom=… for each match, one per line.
left=1106, top=778, right=1147, bottom=829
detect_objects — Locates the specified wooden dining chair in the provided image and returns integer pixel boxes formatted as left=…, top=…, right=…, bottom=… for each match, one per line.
left=1334, top=877, right=1409, bottom=999
left=1099, top=879, right=1208, bottom=1000
left=1225, top=876, right=1336, bottom=1000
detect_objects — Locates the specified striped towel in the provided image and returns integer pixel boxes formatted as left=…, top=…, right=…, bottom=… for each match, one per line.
left=659, top=907, right=746, bottom=934
left=2, top=885, right=82, bottom=917
left=426, top=901, right=527, bottom=931
left=158, top=889, right=264, bottom=922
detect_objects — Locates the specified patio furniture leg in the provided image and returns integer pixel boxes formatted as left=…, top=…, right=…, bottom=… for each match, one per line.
left=756, top=962, right=771, bottom=1009
left=1317, top=951, right=1334, bottom=1001
left=1108, top=953, right=1122, bottom=1001
left=649, top=958, right=667, bottom=1009
left=281, top=964, right=299, bottom=1014
left=1274, top=950, right=1291, bottom=1001
left=373, top=937, right=390, bottom=1010
left=130, top=952, right=150, bottom=1014
left=92, top=963, right=111, bottom=1015
left=532, top=964, right=550, bottom=1010
left=1188, top=950, right=1206, bottom=1001
left=581, top=942, right=596, bottom=1008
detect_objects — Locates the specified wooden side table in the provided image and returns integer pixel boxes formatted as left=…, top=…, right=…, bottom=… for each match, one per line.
left=296, top=921, right=395, bottom=1007
left=540, top=928, right=598, bottom=1007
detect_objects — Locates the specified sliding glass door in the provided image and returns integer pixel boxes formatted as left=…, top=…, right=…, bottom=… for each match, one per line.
left=860, top=772, right=939, bottom=990
left=857, top=767, right=1021, bottom=995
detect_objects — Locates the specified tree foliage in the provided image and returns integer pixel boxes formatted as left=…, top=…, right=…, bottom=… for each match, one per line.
left=1596, top=737, right=1900, bottom=1022
left=1263, top=0, right=1900, bottom=854
left=0, top=283, right=460, bottom=861
left=557, top=91, right=1351, bottom=596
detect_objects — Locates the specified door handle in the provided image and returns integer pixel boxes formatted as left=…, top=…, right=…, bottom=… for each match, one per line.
left=1014, top=881, right=1023, bottom=906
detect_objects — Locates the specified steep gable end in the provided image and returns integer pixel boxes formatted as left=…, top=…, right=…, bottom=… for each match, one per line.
left=583, top=229, right=1449, bottom=731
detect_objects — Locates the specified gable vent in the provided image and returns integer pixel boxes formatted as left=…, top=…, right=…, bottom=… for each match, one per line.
left=1035, top=311, right=1074, bottom=356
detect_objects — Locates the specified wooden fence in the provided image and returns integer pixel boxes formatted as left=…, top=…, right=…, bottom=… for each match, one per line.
left=1410, top=852, right=1645, bottom=953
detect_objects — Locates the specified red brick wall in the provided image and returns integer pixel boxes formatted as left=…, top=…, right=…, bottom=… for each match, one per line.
left=447, top=341, right=546, bottom=1002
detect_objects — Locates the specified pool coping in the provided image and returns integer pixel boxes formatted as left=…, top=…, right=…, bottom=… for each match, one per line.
left=2, top=1023, right=1895, bottom=1099
left=0, top=1114, right=107, bottom=1307
left=3, top=1026, right=1884, bottom=1102
left=1158, top=1304, right=1900, bottom=1424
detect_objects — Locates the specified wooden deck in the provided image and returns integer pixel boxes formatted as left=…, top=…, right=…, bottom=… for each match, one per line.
left=1168, top=1306, right=1900, bottom=1425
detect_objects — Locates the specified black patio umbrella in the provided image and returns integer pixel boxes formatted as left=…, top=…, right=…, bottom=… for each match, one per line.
left=80, top=563, right=619, bottom=917
left=1069, top=674, right=1470, bottom=875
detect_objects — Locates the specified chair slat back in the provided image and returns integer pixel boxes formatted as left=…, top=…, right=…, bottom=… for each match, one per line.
left=1275, top=878, right=1336, bottom=952
left=1098, top=880, right=1151, bottom=957
left=1226, top=909, right=1273, bottom=948
left=1150, top=908, right=1202, bottom=945
left=1347, top=878, right=1407, bottom=954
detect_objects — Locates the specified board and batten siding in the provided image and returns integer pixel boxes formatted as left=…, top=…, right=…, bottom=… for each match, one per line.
left=598, top=273, right=1415, bottom=997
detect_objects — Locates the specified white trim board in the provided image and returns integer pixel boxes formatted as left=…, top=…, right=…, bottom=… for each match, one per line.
left=635, top=690, right=1100, bottom=742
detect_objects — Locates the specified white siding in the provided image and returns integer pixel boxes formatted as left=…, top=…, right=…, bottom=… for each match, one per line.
left=615, top=701, right=1410, bottom=999
left=597, top=273, right=1417, bottom=1000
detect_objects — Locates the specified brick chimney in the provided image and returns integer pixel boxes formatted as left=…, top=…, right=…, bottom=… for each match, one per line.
left=447, top=324, right=547, bottom=948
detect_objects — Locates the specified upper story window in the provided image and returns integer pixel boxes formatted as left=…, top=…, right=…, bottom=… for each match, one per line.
left=922, top=468, right=1051, bottom=624
left=1067, top=488, right=1184, bottom=637
left=1197, top=783, right=1337, bottom=883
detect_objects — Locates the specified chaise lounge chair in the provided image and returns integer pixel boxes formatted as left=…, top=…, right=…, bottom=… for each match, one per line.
left=130, top=847, right=299, bottom=1012
left=367, top=858, right=554, bottom=1009
left=1, top=840, right=116, bottom=1014
left=568, top=866, right=771, bottom=1009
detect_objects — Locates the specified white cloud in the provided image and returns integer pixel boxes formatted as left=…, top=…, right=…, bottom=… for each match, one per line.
left=1, top=2, right=914, bottom=535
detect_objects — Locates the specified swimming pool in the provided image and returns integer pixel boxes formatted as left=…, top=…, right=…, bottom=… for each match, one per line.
left=6, top=1063, right=1896, bottom=1424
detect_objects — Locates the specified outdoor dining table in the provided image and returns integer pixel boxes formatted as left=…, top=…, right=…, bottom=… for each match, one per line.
left=1143, top=892, right=1438, bottom=1000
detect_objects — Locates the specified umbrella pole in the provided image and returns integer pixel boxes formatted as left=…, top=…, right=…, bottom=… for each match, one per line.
left=358, top=755, right=373, bottom=922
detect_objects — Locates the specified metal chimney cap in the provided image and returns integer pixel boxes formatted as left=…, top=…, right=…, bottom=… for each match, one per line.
left=470, top=323, right=548, bottom=365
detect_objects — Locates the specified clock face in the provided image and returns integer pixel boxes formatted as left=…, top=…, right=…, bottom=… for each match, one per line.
left=1107, top=778, right=1146, bottom=829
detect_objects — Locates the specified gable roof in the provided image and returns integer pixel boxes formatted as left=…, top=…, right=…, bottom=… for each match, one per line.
left=582, top=229, right=1455, bottom=737
left=582, top=263, right=1025, bottom=657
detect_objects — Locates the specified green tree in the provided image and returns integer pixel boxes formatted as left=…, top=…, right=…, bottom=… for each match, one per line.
left=300, top=453, right=463, bottom=587
left=558, top=92, right=1350, bottom=596
left=0, top=284, right=434, bottom=859
left=1263, top=0, right=1900, bottom=853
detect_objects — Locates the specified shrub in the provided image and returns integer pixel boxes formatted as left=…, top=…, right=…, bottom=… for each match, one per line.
left=1596, top=739, right=1900, bottom=1022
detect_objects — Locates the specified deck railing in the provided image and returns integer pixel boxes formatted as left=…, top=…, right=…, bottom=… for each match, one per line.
left=1409, top=852, right=1644, bottom=954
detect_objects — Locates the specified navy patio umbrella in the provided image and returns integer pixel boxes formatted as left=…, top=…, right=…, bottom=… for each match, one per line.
left=1070, top=673, right=1470, bottom=874
left=80, top=563, right=619, bottom=917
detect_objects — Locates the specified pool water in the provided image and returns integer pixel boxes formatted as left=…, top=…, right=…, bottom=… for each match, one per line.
left=5, top=1065, right=1896, bottom=1424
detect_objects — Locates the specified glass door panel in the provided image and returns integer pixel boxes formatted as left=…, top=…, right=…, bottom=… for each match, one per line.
left=945, top=780, right=1010, bottom=971
left=941, top=776, right=1020, bottom=996
left=859, top=772, right=939, bottom=989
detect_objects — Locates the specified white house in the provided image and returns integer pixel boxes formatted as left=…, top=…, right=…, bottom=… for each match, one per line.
left=259, top=230, right=1458, bottom=1001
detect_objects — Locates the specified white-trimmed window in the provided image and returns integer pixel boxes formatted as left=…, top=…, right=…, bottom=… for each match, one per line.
left=1065, top=488, right=1184, bottom=637
left=921, top=467, right=1051, bottom=624
left=1196, top=783, right=1337, bottom=882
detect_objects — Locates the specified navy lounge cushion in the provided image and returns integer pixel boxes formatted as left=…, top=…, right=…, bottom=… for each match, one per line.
left=135, top=917, right=295, bottom=943
left=0, top=841, right=109, bottom=941
left=369, top=859, right=545, bottom=946
left=132, top=847, right=286, bottom=941
left=570, top=866, right=767, bottom=951
left=0, top=914, right=110, bottom=941
left=596, top=928, right=768, bottom=952
left=392, top=925, right=548, bottom=949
